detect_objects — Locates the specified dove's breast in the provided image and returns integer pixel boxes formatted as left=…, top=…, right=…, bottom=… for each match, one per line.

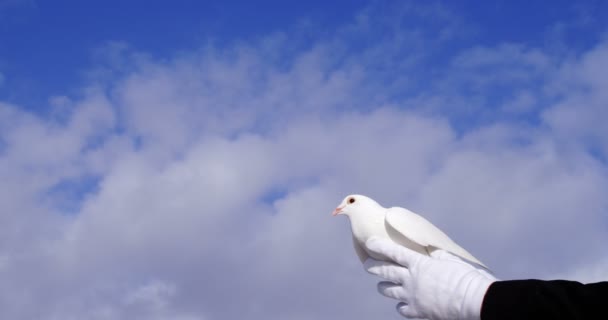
left=351, top=214, right=384, bottom=240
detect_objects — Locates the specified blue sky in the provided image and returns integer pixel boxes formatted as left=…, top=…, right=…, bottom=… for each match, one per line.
left=2, top=0, right=606, bottom=111
left=1, top=0, right=371, bottom=107
left=1, top=1, right=608, bottom=319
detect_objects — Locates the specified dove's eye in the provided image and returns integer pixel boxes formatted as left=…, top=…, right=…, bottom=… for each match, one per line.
left=348, top=197, right=356, bottom=204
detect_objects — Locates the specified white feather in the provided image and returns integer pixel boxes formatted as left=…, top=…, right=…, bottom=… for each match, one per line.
left=385, top=206, right=487, bottom=268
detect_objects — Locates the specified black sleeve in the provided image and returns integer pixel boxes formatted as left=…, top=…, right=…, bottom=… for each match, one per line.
left=480, top=279, right=608, bottom=320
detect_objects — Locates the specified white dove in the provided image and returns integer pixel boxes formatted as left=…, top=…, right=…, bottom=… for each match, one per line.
left=332, top=194, right=488, bottom=269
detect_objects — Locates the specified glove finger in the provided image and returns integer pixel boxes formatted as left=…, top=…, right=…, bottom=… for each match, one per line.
left=431, top=249, right=497, bottom=280
left=396, top=302, right=423, bottom=319
left=377, top=281, right=408, bottom=301
left=365, top=237, right=423, bottom=268
left=429, top=248, right=459, bottom=260
left=364, top=259, right=409, bottom=284
left=430, top=249, right=478, bottom=267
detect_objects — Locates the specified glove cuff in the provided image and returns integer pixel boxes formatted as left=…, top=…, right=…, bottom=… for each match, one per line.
left=459, top=272, right=494, bottom=320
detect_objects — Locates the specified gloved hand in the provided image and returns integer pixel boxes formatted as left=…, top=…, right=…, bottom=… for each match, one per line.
left=364, top=237, right=497, bottom=320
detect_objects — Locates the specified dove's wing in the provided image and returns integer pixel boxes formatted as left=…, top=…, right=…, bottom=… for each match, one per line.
left=352, top=235, right=369, bottom=263
left=385, top=207, right=488, bottom=268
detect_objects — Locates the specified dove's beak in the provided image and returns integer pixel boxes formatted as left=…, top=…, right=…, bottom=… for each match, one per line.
left=332, top=206, right=344, bottom=216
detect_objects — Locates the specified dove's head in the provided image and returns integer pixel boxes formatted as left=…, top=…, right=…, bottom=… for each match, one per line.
left=332, top=194, right=383, bottom=217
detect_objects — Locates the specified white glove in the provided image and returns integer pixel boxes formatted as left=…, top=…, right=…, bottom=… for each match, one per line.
left=363, top=237, right=497, bottom=320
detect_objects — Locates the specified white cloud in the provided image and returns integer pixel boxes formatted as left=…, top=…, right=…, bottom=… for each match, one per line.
left=551, top=256, right=608, bottom=284
left=543, top=42, right=608, bottom=155
left=1, top=4, right=608, bottom=320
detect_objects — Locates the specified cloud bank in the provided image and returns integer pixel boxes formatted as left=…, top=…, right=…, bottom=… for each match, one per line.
left=1, top=3, right=608, bottom=319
